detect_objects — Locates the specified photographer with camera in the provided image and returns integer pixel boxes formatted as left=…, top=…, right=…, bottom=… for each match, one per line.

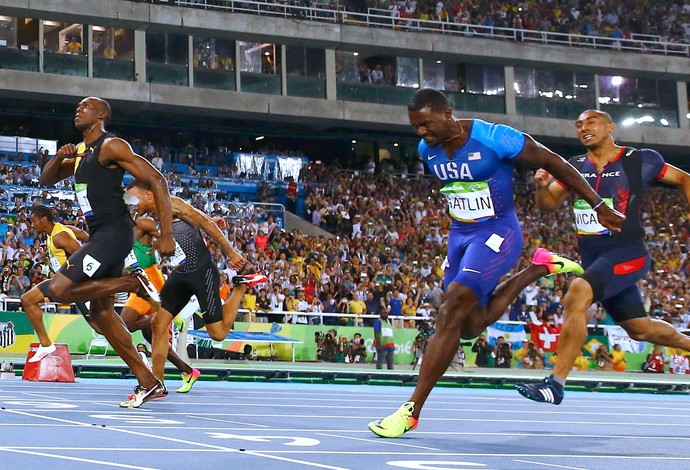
left=337, top=335, right=351, bottom=363
left=316, top=328, right=338, bottom=362
left=314, top=331, right=324, bottom=361
left=471, top=335, right=493, bottom=368
left=3, top=262, right=29, bottom=307
left=494, top=336, right=513, bottom=368
left=350, top=332, right=367, bottom=364
left=522, top=340, right=544, bottom=369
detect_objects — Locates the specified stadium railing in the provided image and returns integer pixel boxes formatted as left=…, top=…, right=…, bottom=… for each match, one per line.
left=174, top=0, right=689, bottom=57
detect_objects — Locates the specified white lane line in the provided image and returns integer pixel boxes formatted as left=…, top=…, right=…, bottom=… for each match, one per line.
left=186, top=415, right=269, bottom=428
left=92, top=401, right=138, bottom=408
left=0, top=447, right=159, bottom=470
left=0, top=408, right=347, bottom=470
left=54, top=401, right=690, bottom=420
left=251, top=451, right=690, bottom=460
left=4, top=386, right=690, bottom=411
left=1, top=425, right=690, bottom=443
left=5, top=410, right=689, bottom=428
left=317, top=432, right=439, bottom=451
left=0, top=447, right=263, bottom=451
left=20, top=391, right=71, bottom=401
left=513, top=460, right=588, bottom=470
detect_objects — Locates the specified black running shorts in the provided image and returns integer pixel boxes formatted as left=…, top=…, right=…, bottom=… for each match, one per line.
left=59, top=224, right=134, bottom=284
left=580, top=241, right=650, bottom=323
left=160, top=262, right=222, bottom=325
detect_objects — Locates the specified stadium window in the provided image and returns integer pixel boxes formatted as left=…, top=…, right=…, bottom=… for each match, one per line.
left=92, top=26, right=134, bottom=81
left=335, top=50, right=417, bottom=106
left=0, top=16, right=38, bottom=72
left=239, top=42, right=282, bottom=96
left=598, top=74, right=678, bottom=128
left=424, top=61, right=505, bottom=114
left=285, top=46, right=325, bottom=99
left=146, top=32, right=188, bottom=86
left=193, top=36, right=236, bottom=91
left=43, top=21, right=87, bottom=77
left=514, top=68, right=594, bottom=120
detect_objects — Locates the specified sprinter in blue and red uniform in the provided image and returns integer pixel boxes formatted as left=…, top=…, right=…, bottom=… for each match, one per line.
left=368, top=89, right=624, bottom=438
left=516, top=109, right=690, bottom=405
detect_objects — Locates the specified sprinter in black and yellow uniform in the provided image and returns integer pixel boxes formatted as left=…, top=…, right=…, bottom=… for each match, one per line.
left=22, top=205, right=92, bottom=363
left=39, top=96, right=176, bottom=408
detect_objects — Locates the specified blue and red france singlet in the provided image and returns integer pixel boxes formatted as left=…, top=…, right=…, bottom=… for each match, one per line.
left=556, top=147, right=667, bottom=247
left=556, top=147, right=667, bottom=314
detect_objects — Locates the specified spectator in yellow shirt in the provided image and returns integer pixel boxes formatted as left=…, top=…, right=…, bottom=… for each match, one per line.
left=348, top=295, right=366, bottom=327
left=611, top=344, right=627, bottom=372
left=241, top=288, right=257, bottom=323
left=66, top=37, right=82, bottom=54
left=573, top=354, right=590, bottom=371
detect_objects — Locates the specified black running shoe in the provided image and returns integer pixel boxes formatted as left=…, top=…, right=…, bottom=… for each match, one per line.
left=515, top=375, right=564, bottom=405
left=120, top=380, right=166, bottom=408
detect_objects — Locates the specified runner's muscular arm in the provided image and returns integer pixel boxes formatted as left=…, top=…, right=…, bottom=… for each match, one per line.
left=658, top=164, right=690, bottom=215
left=171, top=197, right=245, bottom=270
left=52, top=231, right=82, bottom=256
left=99, top=138, right=174, bottom=256
left=135, top=216, right=161, bottom=239
left=515, top=136, right=624, bottom=232
left=39, top=144, right=79, bottom=186
left=533, top=168, right=568, bottom=212
left=65, top=225, right=90, bottom=243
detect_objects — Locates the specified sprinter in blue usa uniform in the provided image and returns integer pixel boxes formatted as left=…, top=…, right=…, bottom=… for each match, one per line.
left=368, top=89, right=624, bottom=438
left=517, top=109, right=690, bottom=405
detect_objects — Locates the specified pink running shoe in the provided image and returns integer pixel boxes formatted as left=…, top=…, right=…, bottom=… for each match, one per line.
left=532, top=248, right=583, bottom=275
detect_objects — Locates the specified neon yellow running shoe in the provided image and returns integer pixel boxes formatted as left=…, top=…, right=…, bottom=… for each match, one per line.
left=172, top=314, right=187, bottom=333
left=532, top=248, right=583, bottom=275
left=368, top=401, right=418, bottom=438
left=176, top=368, right=200, bottom=393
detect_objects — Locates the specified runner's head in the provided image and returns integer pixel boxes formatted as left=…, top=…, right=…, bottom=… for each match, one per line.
left=74, top=97, right=111, bottom=131
left=407, top=88, right=455, bottom=147
left=126, top=180, right=155, bottom=214
left=575, top=109, right=615, bottom=150
left=29, top=205, right=54, bottom=233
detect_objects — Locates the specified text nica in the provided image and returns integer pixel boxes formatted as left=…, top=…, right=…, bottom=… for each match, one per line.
left=575, top=212, right=599, bottom=225
left=448, top=195, right=493, bottom=211
left=433, top=162, right=473, bottom=180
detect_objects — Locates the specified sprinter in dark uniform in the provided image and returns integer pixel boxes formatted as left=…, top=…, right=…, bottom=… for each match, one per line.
left=517, top=109, right=690, bottom=404
left=126, top=179, right=268, bottom=387
left=39, top=97, right=175, bottom=408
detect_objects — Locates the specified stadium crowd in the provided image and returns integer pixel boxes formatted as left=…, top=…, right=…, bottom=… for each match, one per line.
left=134, top=0, right=690, bottom=44
left=0, top=148, right=688, bottom=370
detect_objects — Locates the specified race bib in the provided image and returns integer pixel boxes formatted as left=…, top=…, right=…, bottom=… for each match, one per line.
left=124, top=250, right=139, bottom=270
left=75, top=183, right=94, bottom=216
left=49, top=254, right=61, bottom=272
left=381, top=327, right=394, bottom=337
left=440, top=181, right=495, bottom=222
left=169, top=240, right=186, bottom=268
left=574, top=198, right=613, bottom=235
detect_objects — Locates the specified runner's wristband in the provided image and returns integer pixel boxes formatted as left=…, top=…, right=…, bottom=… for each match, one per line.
left=591, top=200, right=605, bottom=210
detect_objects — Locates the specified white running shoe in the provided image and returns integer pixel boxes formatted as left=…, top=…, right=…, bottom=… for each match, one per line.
left=131, top=268, right=161, bottom=311
left=28, top=344, right=56, bottom=363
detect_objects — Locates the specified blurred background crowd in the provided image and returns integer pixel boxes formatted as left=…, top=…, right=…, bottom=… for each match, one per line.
left=0, top=140, right=688, bottom=370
